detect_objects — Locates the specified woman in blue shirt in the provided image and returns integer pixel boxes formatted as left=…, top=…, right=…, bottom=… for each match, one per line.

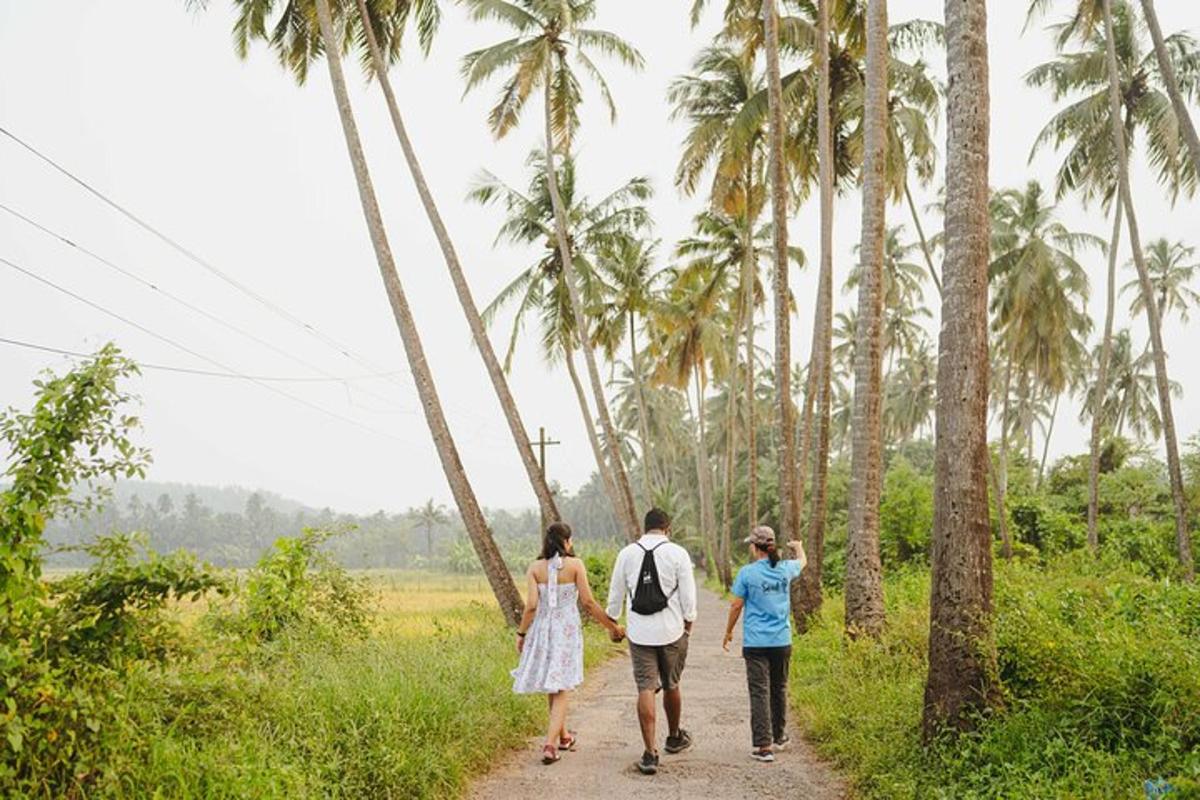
left=722, top=525, right=807, bottom=762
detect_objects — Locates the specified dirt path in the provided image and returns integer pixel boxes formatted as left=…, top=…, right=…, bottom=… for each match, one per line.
left=469, top=584, right=848, bottom=800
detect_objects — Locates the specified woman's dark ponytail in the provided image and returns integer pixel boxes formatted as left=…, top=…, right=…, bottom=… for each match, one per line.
left=540, top=522, right=572, bottom=560
left=765, top=542, right=780, bottom=568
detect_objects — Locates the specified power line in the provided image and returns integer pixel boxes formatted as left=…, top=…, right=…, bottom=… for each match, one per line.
left=0, top=124, right=515, bottom=436
left=0, top=200, right=414, bottom=409
left=0, top=124, right=393, bottom=377
left=0, top=335, right=404, bottom=383
left=0, top=253, right=419, bottom=440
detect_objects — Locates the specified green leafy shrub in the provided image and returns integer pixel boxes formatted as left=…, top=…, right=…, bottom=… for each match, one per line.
left=48, top=534, right=224, bottom=666
left=1007, top=495, right=1084, bottom=555
left=879, top=457, right=933, bottom=566
left=220, top=528, right=372, bottom=646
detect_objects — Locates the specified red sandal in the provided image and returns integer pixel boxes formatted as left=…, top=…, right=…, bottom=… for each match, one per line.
left=541, top=744, right=561, bottom=765
left=559, top=731, right=578, bottom=751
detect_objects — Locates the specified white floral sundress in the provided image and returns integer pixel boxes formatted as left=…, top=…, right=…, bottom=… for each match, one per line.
left=511, top=555, right=584, bottom=694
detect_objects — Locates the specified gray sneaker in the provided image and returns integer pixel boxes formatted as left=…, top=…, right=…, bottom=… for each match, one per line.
left=664, top=728, right=693, bottom=754
left=637, top=750, right=660, bottom=775
left=751, top=748, right=775, bottom=763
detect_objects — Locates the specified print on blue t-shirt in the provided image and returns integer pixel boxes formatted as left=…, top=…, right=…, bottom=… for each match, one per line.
left=732, top=558, right=803, bottom=648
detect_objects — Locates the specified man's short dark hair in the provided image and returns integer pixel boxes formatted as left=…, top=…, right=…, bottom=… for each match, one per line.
left=644, top=507, right=670, bottom=533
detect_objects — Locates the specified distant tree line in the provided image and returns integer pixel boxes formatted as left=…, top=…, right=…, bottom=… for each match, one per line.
left=39, top=476, right=621, bottom=571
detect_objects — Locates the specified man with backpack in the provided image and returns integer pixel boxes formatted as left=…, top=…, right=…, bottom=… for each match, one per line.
left=605, top=508, right=698, bottom=775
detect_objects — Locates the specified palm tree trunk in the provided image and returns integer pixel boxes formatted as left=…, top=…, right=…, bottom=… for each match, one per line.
left=922, top=0, right=999, bottom=739
left=628, top=311, right=657, bottom=502
left=1038, top=392, right=1060, bottom=488
left=763, top=0, right=799, bottom=546
left=352, top=0, right=560, bottom=528
left=996, top=355, right=1014, bottom=560
left=1087, top=199, right=1123, bottom=554
left=1139, top=0, right=1200, bottom=174
left=905, top=180, right=943, bottom=298
left=795, top=363, right=817, bottom=530
left=541, top=79, right=641, bottom=541
left=312, top=0, right=521, bottom=625
left=696, top=371, right=717, bottom=565
left=1102, top=0, right=1194, bottom=581
left=743, top=241, right=758, bottom=528
left=844, top=0, right=889, bottom=640
left=719, top=369, right=737, bottom=589
left=566, top=347, right=624, bottom=537
left=792, top=0, right=833, bottom=630
left=686, top=378, right=714, bottom=573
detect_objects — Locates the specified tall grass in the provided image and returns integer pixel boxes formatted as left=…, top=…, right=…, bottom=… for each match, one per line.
left=60, top=575, right=616, bottom=799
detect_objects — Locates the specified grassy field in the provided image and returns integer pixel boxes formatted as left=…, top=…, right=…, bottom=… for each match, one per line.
left=54, top=571, right=619, bottom=800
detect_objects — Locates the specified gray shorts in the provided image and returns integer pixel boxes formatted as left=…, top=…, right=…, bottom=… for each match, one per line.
left=628, top=632, right=689, bottom=693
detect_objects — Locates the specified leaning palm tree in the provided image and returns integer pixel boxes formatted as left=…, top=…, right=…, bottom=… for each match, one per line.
left=923, top=0, right=1000, bottom=739
left=460, top=0, right=645, bottom=539
left=195, top=0, right=523, bottom=624
left=1098, top=0, right=1194, bottom=580
left=1026, top=0, right=1199, bottom=560
left=340, top=0, right=560, bottom=525
left=1121, top=238, right=1200, bottom=323
left=1136, top=0, right=1200, bottom=174
left=844, top=0, right=889, bottom=640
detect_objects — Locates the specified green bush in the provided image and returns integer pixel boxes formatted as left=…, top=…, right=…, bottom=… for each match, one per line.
left=879, top=457, right=933, bottom=566
left=791, top=560, right=1200, bottom=798
left=218, top=528, right=371, bottom=646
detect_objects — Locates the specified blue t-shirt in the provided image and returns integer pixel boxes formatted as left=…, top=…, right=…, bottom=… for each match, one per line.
left=732, top=558, right=803, bottom=648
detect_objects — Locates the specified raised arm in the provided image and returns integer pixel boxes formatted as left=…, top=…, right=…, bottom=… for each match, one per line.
left=575, top=561, right=625, bottom=642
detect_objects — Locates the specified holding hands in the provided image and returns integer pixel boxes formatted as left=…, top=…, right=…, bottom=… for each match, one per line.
left=609, top=624, right=626, bottom=643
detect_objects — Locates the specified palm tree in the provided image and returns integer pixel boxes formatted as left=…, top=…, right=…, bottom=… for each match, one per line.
left=470, top=152, right=651, bottom=528
left=651, top=265, right=730, bottom=572
left=461, top=0, right=645, bottom=539
left=669, top=44, right=769, bottom=543
left=923, top=0, right=999, bottom=739
left=197, top=0, right=524, bottom=624
left=989, top=181, right=1096, bottom=537
left=593, top=237, right=669, bottom=504
left=1080, top=329, right=1179, bottom=441
left=763, top=0, right=801, bottom=555
left=415, top=499, right=449, bottom=558
left=1121, top=238, right=1200, bottom=323
left=1026, top=0, right=1197, bottom=575
left=844, top=0, right=888, bottom=640
left=341, top=0, right=560, bottom=526
left=885, top=338, right=936, bottom=442
left=1099, top=0, right=1193, bottom=580
left=1137, top=0, right=1200, bottom=174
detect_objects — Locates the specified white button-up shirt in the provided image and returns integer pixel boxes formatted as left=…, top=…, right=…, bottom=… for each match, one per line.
left=605, top=531, right=698, bottom=646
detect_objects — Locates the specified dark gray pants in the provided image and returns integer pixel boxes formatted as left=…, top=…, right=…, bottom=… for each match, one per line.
left=744, top=646, right=791, bottom=748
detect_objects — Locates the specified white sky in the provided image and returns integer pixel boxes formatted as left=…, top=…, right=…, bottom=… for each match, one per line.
left=0, top=1, right=1196, bottom=515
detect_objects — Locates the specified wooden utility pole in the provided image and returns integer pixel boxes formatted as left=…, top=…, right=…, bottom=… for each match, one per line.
left=530, top=427, right=561, bottom=531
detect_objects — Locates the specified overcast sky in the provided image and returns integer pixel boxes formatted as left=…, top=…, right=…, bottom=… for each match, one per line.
left=1, top=1, right=1196, bottom=515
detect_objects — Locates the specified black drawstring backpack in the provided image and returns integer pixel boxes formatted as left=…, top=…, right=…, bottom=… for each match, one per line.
left=630, top=542, right=673, bottom=615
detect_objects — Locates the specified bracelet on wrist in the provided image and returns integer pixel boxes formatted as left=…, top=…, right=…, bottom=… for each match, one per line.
left=516, top=631, right=527, bottom=638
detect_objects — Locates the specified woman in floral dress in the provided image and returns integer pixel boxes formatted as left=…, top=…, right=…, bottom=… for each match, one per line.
left=512, top=522, right=625, bottom=764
